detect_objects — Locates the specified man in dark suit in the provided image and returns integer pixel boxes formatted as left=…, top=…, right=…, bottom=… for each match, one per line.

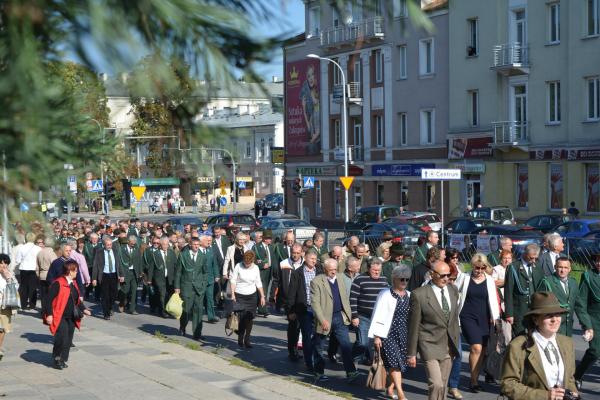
left=253, top=229, right=274, bottom=317
left=273, top=231, right=296, bottom=270
left=311, top=232, right=328, bottom=258
left=83, top=232, right=101, bottom=300
left=202, top=235, right=220, bottom=323
left=487, top=236, right=513, bottom=266
left=537, top=233, right=566, bottom=277
left=537, top=256, right=578, bottom=336
left=408, top=260, right=460, bottom=400
left=143, top=237, right=160, bottom=311
left=92, top=237, right=124, bottom=319
left=147, top=237, right=176, bottom=318
left=211, top=225, right=230, bottom=309
left=413, top=230, right=439, bottom=266
left=409, top=247, right=440, bottom=291
left=117, top=235, right=143, bottom=314
left=504, top=243, right=544, bottom=336
left=174, top=236, right=216, bottom=340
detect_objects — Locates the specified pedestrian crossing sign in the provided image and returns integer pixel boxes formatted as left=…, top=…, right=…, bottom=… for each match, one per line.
left=89, top=179, right=103, bottom=192
left=238, top=181, right=246, bottom=189
left=303, top=176, right=315, bottom=189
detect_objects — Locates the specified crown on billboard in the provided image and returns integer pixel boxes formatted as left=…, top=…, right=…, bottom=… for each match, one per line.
left=290, top=66, right=299, bottom=80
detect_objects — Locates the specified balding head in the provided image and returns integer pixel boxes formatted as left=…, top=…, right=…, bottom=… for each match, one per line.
left=431, top=260, right=450, bottom=288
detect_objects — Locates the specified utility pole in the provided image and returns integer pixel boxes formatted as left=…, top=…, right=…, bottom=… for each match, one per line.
left=298, top=172, right=303, bottom=221
left=2, top=152, right=8, bottom=254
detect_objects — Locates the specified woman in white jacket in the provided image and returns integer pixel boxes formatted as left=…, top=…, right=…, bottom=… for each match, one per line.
left=457, top=253, right=501, bottom=392
left=368, top=265, right=411, bottom=400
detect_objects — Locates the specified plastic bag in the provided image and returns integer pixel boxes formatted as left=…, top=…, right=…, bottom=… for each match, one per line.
left=165, top=293, right=183, bottom=320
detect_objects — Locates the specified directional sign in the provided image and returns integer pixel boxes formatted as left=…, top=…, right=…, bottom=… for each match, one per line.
left=421, top=168, right=462, bottom=181
left=220, top=196, right=227, bottom=206
left=89, top=179, right=103, bottom=192
left=131, top=186, right=146, bottom=201
left=86, top=180, right=93, bottom=191
left=303, top=176, right=315, bottom=189
left=67, top=175, right=77, bottom=193
left=339, top=176, right=354, bottom=190
left=238, top=181, right=246, bottom=189
left=20, top=202, right=29, bottom=212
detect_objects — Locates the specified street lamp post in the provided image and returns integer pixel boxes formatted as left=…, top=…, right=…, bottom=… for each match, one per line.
left=89, top=118, right=106, bottom=214
left=307, top=54, right=349, bottom=222
left=2, top=152, right=8, bottom=254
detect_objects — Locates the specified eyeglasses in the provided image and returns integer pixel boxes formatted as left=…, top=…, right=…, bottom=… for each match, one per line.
left=397, top=278, right=409, bottom=282
left=450, top=256, right=459, bottom=260
left=434, top=272, right=452, bottom=279
left=473, top=266, right=487, bottom=271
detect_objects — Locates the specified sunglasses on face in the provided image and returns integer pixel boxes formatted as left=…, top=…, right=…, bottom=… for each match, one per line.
left=473, top=266, right=487, bottom=271
left=434, top=272, right=452, bottom=279
left=397, top=278, right=409, bottom=282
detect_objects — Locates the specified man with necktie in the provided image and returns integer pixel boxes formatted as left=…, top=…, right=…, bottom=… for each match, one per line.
left=201, top=235, right=220, bottom=323
left=174, top=236, right=215, bottom=340
left=148, top=237, right=176, bottom=318
left=537, top=234, right=566, bottom=277
left=212, top=226, right=231, bottom=309
left=117, top=235, right=143, bottom=314
left=92, top=237, right=124, bottom=320
left=253, top=229, right=275, bottom=317
left=505, top=243, right=545, bottom=336
left=143, top=237, right=161, bottom=312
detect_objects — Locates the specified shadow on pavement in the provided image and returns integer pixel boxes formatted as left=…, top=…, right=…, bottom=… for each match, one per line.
left=20, top=349, right=52, bottom=367
left=20, top=332, right=53, bottom=345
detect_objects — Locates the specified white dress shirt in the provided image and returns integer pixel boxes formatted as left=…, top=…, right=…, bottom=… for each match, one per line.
left=532, top=330, right=564, bottom=388
left=430, top=283, right=452, bottom=312
left=16, top=242, right=41, bottom=271
left=231, top=263, right=262, bottom=295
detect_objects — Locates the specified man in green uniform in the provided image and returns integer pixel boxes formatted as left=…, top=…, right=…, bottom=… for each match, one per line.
left=147, top=237, right=176, bottom=318
left=537, top=256, right=579, bottom=336
left=504, top=243, right=544, bottom=336
left=117, top=235, right=143, bottom=314
left=254, top=229, right=275, bottom=317
left=382, top=243, right=406, bottom=285
left=311, top=232, right=328, bottom=259
left=83, top=232, right=101, bottom=300
left=143, top=237, right=161, bottom=312
left=487, top=237, right=513, bottom=266
left=203, top=235, right=220, bottom=323
left=412, top=230, right=439, bottom=266
left=174, top=236, right=215, bottom=340
left=574, top=251, right=600, bottom=390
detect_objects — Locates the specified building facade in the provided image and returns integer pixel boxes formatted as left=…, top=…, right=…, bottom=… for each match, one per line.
left=448, top=0, right=600, bottom=218
left=284, top=0, right=450, bottom=226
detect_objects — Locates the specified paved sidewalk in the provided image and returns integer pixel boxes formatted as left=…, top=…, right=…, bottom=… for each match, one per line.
left=1, top=310, right=340, bottom=400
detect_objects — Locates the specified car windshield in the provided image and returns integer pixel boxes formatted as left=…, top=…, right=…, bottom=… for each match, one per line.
left=233, top=215, right=255, bottom=224
left=381, top=208, right=400, bottom=219
left=589, top=223, right=600, bottom=231
left=470, top=210, right=491, bottom=219
left=281, top=220, right=308, bottom=228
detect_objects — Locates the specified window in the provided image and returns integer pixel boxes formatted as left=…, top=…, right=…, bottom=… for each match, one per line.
left=586, top=164, right=599, bottom=212
left=354, top=186, right=362, bottom=213
left=548, top=3, right=560, bottom=43
left=332, top=58, right=341, bottom=86
left=353, top=59, right=362, bottom=84
left=375, top=115, right=384, bottom=147
left=334, top=119, right=341, bottom=147
left=588, top=0, right=600, bottom=36
left=267, top=138, right=273, bottom=160
left=377, top=184, right=385, bottom=205
left=393, top=0, right=407, bottom=18
left=398, top=45, right=407, bottom=79
left=467, top=18, right=479, bottom=56
left=332, top=7, right=340, bottom=27
left=468, top=90, right=479, bottom=126
left=547, top=81, right=561, bottom=123
left=260, top=138, right=266, bottom=161
left=420, top=109, right=435, bottom=144
left=517, top=164, right=528, bottom=208
left=308, top=6, right=320, bottom=37
left=334, top=182, right=341, bottom=218
left=375, top=0, right=383, bottom=17
left=419, top=38, right=434, bottom=75
left=245, top=141, right=251, bottom=158
left=587, top=77, right=600, bottom=120
left=399, top=112, right=407, bottom=145
left=375, top=50, right=383, bottom=83
left=315, top=181, right=322, bottom=217
left=549, top=163, right=564, bottom=210
left=400, top=181, right=408, bottom=207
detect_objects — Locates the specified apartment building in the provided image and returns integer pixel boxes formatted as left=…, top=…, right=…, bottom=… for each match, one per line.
left=448, top=0, right=600, bottom=217
left=284, top=0, right=449, bottom=226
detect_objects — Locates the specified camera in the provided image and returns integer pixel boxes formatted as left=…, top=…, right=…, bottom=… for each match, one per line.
left=563, top=389, right=580, bottom=400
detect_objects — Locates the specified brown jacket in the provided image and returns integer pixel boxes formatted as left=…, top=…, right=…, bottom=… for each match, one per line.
left=407, top=283, right=460, bottom=361
left=500, top=334, right=578, bottom=400
left=310, top=274, right=352, bottom=335
left=36, top=247, right=57, bottom=281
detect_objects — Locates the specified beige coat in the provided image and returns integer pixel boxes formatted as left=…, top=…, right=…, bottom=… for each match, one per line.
left=36, top=247, right=57, bottom=281
left=310, top=274, right=352, bottom=335
left=500, top=334, right=578, bottom=400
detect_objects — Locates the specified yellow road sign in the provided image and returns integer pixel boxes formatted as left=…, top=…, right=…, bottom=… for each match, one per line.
left=131, top=186, right=146, bottom=201
left=219, top=178, right=226, bottom=189
left=220, top=188, right=227, bottom=195
left=339, top=176, right=354, bottom=190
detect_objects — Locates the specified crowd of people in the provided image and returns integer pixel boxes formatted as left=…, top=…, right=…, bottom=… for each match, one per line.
left=0, top=217, right=599, bottom=400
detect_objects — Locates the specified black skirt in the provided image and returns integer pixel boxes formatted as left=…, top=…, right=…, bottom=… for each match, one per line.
left=235, top=291, right=258, bottom=318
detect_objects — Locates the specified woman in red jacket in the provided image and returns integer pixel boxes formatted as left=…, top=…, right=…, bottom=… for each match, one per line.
left=43, top=260, right=90, bottom=369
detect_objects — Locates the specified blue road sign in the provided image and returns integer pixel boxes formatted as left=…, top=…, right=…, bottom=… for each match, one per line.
left=303, top=176, right=315, bottom=189
left=90, top=179, right=104, bottom=192
left=20, top=203, right=29, bottom=212
left=237, top=181, right=246, bottom=189
left=220, top=197, right=227, bottom=206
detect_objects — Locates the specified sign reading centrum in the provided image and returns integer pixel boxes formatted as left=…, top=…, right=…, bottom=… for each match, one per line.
left=421, top=169, right=462, bottom=180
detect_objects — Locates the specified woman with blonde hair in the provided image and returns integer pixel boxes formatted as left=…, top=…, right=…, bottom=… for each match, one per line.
left=458, top=253, right=501, bottom=392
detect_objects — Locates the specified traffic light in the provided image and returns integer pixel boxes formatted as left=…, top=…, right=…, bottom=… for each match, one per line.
left=292, top=178, right=302, bottom=197
left=104, top=181, right=116, bottom=199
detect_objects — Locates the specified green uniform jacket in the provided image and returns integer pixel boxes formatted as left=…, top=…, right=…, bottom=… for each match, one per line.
left=537, top=274, right=579, bottom=336
left=117, top=243, right=143, bottom=278
left=148, top=248, right=177, bottom=287
left=83, top=242, right=101, bottom=267
left=412, top=244, right=429, bottom=266
left=142, top=246, right=157, bottom=276
left=500, top=334, right=578, bottom=399
left=174, top=249, right=215, bottom=297
left=312, top=245, right=328, bottom=258
left=253, top=243, right=273, bottom=271
left=504, top=260, right=544, bottom=335
left=574, top=270, right=600, bottom=345
left=273, top=243, right=292, bottom=271
left=382, top=260, right=408, bottom=285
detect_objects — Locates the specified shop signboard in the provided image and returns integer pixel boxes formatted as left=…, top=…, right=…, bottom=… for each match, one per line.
left=371, top=163, right=435, bottom=177
left=448, top=137, right=493, bottom=159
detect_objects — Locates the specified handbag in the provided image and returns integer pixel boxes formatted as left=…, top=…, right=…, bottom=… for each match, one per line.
left=225, top=311, right=239, bottom=336
left=1, top=280, right=21, bottom=309
left=484, top=322, right=506, bottom=381
left=366, top=349, right=387, bottom=391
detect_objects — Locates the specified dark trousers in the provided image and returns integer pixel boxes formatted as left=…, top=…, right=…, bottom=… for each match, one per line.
left=313, top=312, right=356, bottom=375
left=118, top=270, right=138, bottom=312
left=40, top=280, right=50, bottom=312
left=19, top=270, right=39, bottom=309
left=287, top=315, right=301, bottom=356
left=575, top=338, right=599, bottom=380
left=204, top=282, right=216, bottom=320
left=53, top=317, right=75, bottom=362
left=100, top=273, right=118, bottom=317
left=180, top=291, right=205, bottom=339
left=299, top=310, right=315, bottom=369
left=153, top=281, right=173, bottom=314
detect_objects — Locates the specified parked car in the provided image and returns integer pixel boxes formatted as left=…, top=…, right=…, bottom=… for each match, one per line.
left=522, top=214, right=572, bottom=233
left=204, top=213, right=257, bottom=239
left=466, top=206, right=515, bottom=225
left=165, top=216, right=205, bottom=232
left=383, top=217, right=431, bottom=232
left=570, top=230, right=600, bottom=265
left=554, top=220, right=600, bottom=239
left=402, top=211, right=442, bottom=231
left=262, top=193, right=284, bottom=211
left=343, top=222, right=421, bottom=255
left=259, top=218, right=316, bottom=242
left=446, top=218, right=495, bottom=234
left=255, top=213, right=299, bottom=227
left=345, top=206, right=402, bottom=233
left=469, top=225, right=544, bottom=258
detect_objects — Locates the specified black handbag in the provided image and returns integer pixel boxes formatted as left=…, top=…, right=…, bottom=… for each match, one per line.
left=70, top=286, right=84, bottom=320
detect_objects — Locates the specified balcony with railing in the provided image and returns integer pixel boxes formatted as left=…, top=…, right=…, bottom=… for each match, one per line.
left=321, top=17, right=384, bottom=47
left=492, top=121, right=530, bottom=146
left=491, top=43, right=530, bottom=75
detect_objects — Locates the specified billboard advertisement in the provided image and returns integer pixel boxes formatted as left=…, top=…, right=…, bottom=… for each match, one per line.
left=286, top=59, right=321, bottom=156
left=448, top=137, right=493, bottom=159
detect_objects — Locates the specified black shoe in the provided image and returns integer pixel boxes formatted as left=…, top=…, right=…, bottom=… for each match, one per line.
left=61, top=361, right=68, bottom=368
left=178, top=329, right=186, bottom=337
left=328, top=354, right=339, bottom=364
left=161, top=312, right=170, bottom=318
left=470, top=384, right=483, bottom=393
left=575, top=379, right=583, bottom=391
left=208, top=318, right=219, bottom=324
left=288, top=352, right=300, bottom=361
left=485, top=374, right=495, bottom=384
left=104, top=315, right=110, bottom=320
left=53, top=359, right=63, bottom=370
left=193, top=335, right=204, bottom=341
left=238, top=338, right=244, bottom=348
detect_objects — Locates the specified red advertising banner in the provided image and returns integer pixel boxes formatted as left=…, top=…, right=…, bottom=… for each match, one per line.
left=448, top=137, right=493, bottom=159
left=286, top=59, right=321, bottom=156
left=587, top=164, right=599, bottom=212
left=549, top=163, right=564, bottom=210
left=530, top=148, right=600, bottom=160
left=517, top=164, right=528, bottom=208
